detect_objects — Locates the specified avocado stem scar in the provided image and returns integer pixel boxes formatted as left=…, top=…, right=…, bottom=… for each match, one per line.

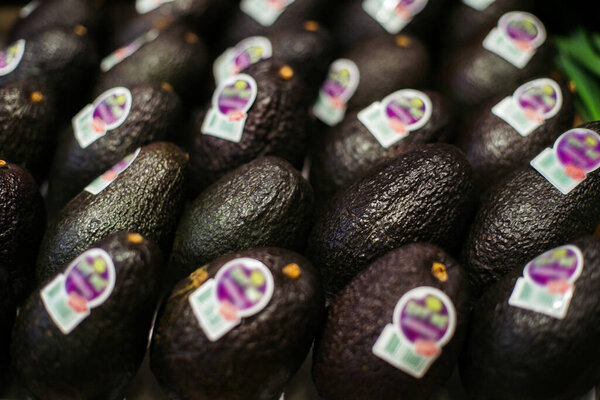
left=432, top=262, right=448, bottom=282
left=191, top=269, right=209, bottom=287
left=303, top=21, right=320, bottom=32
left=161, top=82, right=174, bottom=92
left=279, top=65, right=294, bottom=80
left=127, top=233, right=144, bottom=244
left=0, top=160, right=7, bottom=168
left=74, top=25, right=87, bottom=36
left=395, top=35, right=411, bottom=47
left=185, top=32, right=199, bottom=44
left=283, top=263, right=302, bottom=279
left=30, top=91, right=43, bottom=103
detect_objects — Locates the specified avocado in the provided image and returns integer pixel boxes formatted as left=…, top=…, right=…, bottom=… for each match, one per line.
left=224, top=0, right=330, bottom=47
left=0, top=80, right=57, bottom=182
left=457, top=77, right=574, bottom=195
left=187, top=60, right=310, bottom=193
left=150, top=247, right=324, bottom=400
left=0, top=266, right=15, bottom=382
left=310, top=89, right=453, bottom=199
left=95, top=23, right=209, bottom=105
left=46, top=82, right=183, bottom=215
left=0, top=161, right=45, bottom=303
left=442, top=0, right=535, bottom=51
left=331, top=0, right=448, bottom=50
left=462, top=122, right=600, bottom=296
left=461, top=236, right=600, bottom=400
left=441, top=11, right=554, bottom=111
left=313, top=243, right=469, bottom=400
left=8, top=0, right=106, bottom=46
left=170, top=156, right=314, bottom=282
left=0, top=25, right=98, bottom=116
left=11, top=231, right=162, bottom=400
left=36, top=141, right=188, bottom=282
left=306, top=143, right=473, bottom=297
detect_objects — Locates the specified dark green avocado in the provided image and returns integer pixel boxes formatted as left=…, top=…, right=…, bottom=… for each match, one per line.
left=0, top=161, right=45, bottom=303
left=95, top=23, right=209, bottom=105
left=46, top=82, right=183, bottom=215
left=461, top=122, right=600, bottom=296
left=170, top=156, right=314, bottom=281
left=11, top=231, right=163, bottom=400
left=441, top=12, right=554, bottom=111
left=0, top=266, right=15, bottom=382
left=0, top=26, right=97, bottom=115
left=457, top=77, right=574, bottom=195
left=8, top=0, right=105, bottom=44
left=187, top=60, right=310, bottom=192
left=151, top=247, right=324, bottom=400
left=36, top=141, right=188, bottom=282
left=313, top=243, right=469, bottom=400
left=0, top=80, right=57, bottom=182
left=461, top=236, right=600, bottom=400
left=310, top=90, right=453, bottom=199
left=306, top=143, right=473, bottom=297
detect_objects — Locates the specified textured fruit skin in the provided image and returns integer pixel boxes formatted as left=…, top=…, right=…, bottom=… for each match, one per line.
left=8, top=0, right=104, bottom=43
left=306, top=143, right=473, bottom=297
left=461, top=235, right=600, bottom=400
left=462, top=122, right=600, bottom=296
left=0, top=80, right=57, bottom=182
left=310, top=90, right=453, bottom=198
left=0, top=267, right=15, bottom=381
left=331, top=0, right=448, bottom=50
left=342, top=34, right=430, bottom=111
left=457, top=78, right=574, bottom=195
left=170, top=156, right=314, bottom=281
left=313, top=243, right=470, bottom=400
left=0, top=26, right=97, bottom=115
left=224, top=0, right=330, bottom=47
left=0, top=162, right=45, bottom=302
left=151, top=247, right=325, bottom=400
left=46, top=83, right=183, bottom=215
left=11, top=232, right=163, bottom=400
left=35, top=142, right=188, bottom=282
left=95, top=23, right=209, bottom=105
left=187, top=60, right=309, bottom=192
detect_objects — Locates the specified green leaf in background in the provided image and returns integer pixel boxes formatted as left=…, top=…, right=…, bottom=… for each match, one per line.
left=555, top=29, right=600, bottom=77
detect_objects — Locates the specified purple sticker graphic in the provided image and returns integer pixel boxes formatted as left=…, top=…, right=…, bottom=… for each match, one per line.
left=217, top=78, right=256, bottom=115
left=0, top=40, right=25, bottom=76
left=324, top=69, right=352, bottom=99
left=525, top=246, right=582, bottom=287
left=385, top=95, right=426, bottom=126
left=234, top=45, right=266, bottom=73
left=92, top=89, right=131, bottom=130
left=397, top=294, right=451, bottom=344
left=506, top=18, right=538, bottom=42
left=517, top=82, right=558, bottom=117
left=555, top=129, right=600, bottom=172
left=65, top=255, right=111, bottom=303
left=497, top=12, right=546, bottom=50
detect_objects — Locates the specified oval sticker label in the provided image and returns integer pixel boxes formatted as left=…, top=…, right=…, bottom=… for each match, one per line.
left=213, top=37, right=272, bottom=84
left=313, top=58, right=360, bottom=126
left=0, top=39, right=26, bottom=76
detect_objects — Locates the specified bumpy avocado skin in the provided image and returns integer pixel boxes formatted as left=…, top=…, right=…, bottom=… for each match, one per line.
left=306, top=143, right=473, bottom=297
left=187, top=60, right=309, bottom=192
left=95, top=23, right=209, bottom=105
left=310, top=90, right=453, bottom=199
left=313, top=243, right=469, bottom=400
left=461, top=236, right=600, bottom=400
left=35, top=142, right=188, bottom=282
left=0, top=80, right=57, bottom=182
left=170, top=156, right=314, bottom=281
left=343, top=33, right=430, bottom=111
left=0, top=162, right=45, bottom=303
left=441, top=26, right=555, bottom=111
left=11, top=232, right=163, bottom=400
left=0, top=267, right=15, bottom=381
left=457, top=78, right=574, bottom=195
left=150, top=247, right=325, bottom=400
left=46, top=83, right=183, bottom=215
left=0, top=26, right=97, bottom=115
left=462, top=123, right=600, bottom=296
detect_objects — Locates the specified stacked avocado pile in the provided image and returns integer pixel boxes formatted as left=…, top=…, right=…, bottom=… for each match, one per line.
left=1, top=1, right=599, bottom=399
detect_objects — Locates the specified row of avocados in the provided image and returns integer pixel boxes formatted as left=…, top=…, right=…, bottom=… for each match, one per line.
left=1, top=0, right=600, bottom=399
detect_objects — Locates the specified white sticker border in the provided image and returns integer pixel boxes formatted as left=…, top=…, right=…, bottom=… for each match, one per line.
left=0, top=39, right=26, bottom=77
left=380, top=89, right=433, bottom=134
left=213, top=36, right=273, bottom=85
left=512, top=77, right=563, bottom=121
left=523, top=245, right=584, bottom=287
left=135, top=0, right=176, bottom=14
left=498, top=11, right=547, bottom=50
left=83, top=147, right=141, bottom=195
left=211, top=73, right=258, bottom=117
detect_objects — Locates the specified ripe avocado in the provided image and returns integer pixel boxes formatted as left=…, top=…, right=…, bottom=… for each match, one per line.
left=0, top=80, right=57, bottom=182
left=310, top=90, right=453, bottom=199
left=461, top=123, right=600, bottom=296
left=46, top=82, right=183, bottom=215
left=11, top=231, right=163, bottom=400
left=0, top=26, right=98, bottom=115
left=170, top=156, right=314, bottom=281
left=313, top=243, right=469, bottom=400
left=35, top=142, right=188, bottom=282
left=457, top=77, right=574, bottom=195
left=0, top=161, right=45, bottom=303
left=150, top=247, right=324, bottom=400
left=331, top=0, right=448, bottom=50
left=441, top=12, right=554, bottom=110
left=0, top=267, right=15, bottom=382
left=187, top=60, right=309, bottom=192
left=306, top=143, right=473, bottom=297
left=95, top=23, right=209, bottom=105
left=461, top=236, right=600, bottom=400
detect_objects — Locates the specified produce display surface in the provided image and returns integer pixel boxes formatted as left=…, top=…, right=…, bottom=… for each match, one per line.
left=1, top=1, right=600, bottom=400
